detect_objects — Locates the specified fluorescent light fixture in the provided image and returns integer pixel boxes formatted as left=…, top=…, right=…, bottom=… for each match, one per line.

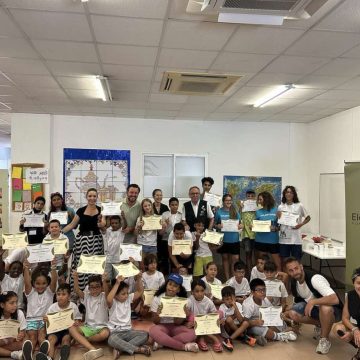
left=218, top=12, right=284, bottom=25
left=81, top=0, right=89, bottom=3
left=253, top=84, right=295, bottom=108
left=95, top=76, right=112, bottom=102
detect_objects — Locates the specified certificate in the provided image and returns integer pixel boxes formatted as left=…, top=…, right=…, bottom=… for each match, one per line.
left=101, top=202, right=122, bottom=216
left=209, top=283, right=223, bottom=299
left=26, top=243, right=54, bottom=264
left=46, top=309, right=74, bottom=334
left=202, top=230, right=223, bottom=245
left=203, top=192, right=222, bottom=207
left=222, top=219, right=239, bottom=232
left=142, top=215, right=162, bottom=230
left=143, top=289, right=156, bottom=306
left=181, top=275, right=193, bottom=292
left=278, top=212, right=299, bottom=227
left=259, top=306, right=283, bottom=327
left=119, top=244, right=142, bottom=262
left=252, top=220, right=271, bottom=232
left=50, top=211, right=68, bottom=225
left=23, top=214, right=44, bottom=228
left=160, top=297, right=187, bottom=318
left=265, top=280, right=282, bottom=298
left=43, top=238, right=69, bottom=255
left=77, top=255, right=106, bottom=275
left=0, top=320, right=20, bottom=339
left=172, top=240, right=192, bottom=255
left=112, top=262, right=140, bottom=278
left=194, top=313, right=220, bottom=335
left=2, top=233, right=28, bottom=250
left=242, top=200, right=258, bottom=212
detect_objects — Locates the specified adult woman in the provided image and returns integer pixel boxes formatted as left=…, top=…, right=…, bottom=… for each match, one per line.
left=48, top=192, right=76, bottom=250
left=254, top=191, right=281, bottom=271
left=63, top=188, right=105, bottom=290
left=334, top=268, right=360, bottom=359
left=152, top=189, right=169, bottom=216
left=215, top=194, right=242, bottom=280
left=278, top=185, right=310, bottom=261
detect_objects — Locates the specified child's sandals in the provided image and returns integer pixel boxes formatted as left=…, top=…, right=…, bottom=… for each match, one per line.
left=198, top=340, right=209, bottom=351
left=212, top=342, right=223, bottom=352
left=138, top=345, right=152, bottom=357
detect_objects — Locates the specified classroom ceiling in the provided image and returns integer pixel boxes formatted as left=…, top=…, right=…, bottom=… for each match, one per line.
left=1, top=0, right=360, bottom=132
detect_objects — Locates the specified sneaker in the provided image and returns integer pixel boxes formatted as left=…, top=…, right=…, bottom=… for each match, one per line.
left=278, top=331, right=297, bottom=342
left=35, top=354, right=51, bottom=360
left=222, top=338, right=234, bottom=352
left=152, top=342, right=163, bottom=351
left=59, top=345, right=70, bottom=360
left=255, top=336, right=267, bottom=347
left=22, top=340, right=33, bottom=360
left=245, top=336, right=256, bottom=347
left=313, top=325, right=321, bottom=340
left=83, top=348, right=104, bottom=360
left=39, top=340, right=50, bottom=355
left=10, top=351, right=23, bottom=360
left=184, top=342, right=199, bottom=353
left=316, top=338, right=331, bottom=354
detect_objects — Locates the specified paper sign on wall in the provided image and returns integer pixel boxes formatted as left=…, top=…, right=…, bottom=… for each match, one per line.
left=26, top=168, right=49, bottom=184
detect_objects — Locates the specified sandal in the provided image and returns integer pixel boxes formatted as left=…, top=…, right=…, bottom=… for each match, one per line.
left=198, top=340, right=209, bottom=351
left=212, top=342, right=223, bottom=352
left=138, top=345, right=152, bottom=357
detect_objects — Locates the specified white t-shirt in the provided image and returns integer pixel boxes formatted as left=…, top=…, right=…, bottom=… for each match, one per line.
left=103, top=228, right=125, bottom=263
left=161, top=211, right=182, bottom=241
left=219, top=302, right=243, bottom=324
left=250, top=266, right=266, bottom=282
left=242, top=295, right=272, bottom=320
left=26, top=287, right=55, bottom=320
left=43, top=233, right=69, bottom=268
left=181, top=201, right=214, bottom=221
left=150, top=293, right=174, bottom=324
left=84, top=290, right=108, bottom=327
left=226, top=277, right=250, bottom=296
left=168, top=230, right=193, bottom=246
left=108, top=293, right=134, bottom=332
left=0, top=274, right=24, bottom=309
left=296, top=274, right=335, bottom=303
left=264, top=279, right=288, bottom=306
left=47, top=301, right=82, bottom=320
left=142, top=271, right=165, bottom=290
left=186, top=295, right=216, bottom=316
left=193, top=232, right=212, bottom=258
left=1, top=310, right=27, bottom=336
left=278, top=202, right=308, bottom=245
left=136, top=217, right=157, bottom=247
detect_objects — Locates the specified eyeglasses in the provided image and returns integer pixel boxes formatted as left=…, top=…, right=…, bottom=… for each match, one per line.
left=254, top=288, right=266, bottom=293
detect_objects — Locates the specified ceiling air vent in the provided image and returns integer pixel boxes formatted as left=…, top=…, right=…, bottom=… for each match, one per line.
left=160, top=72, right=241, bottom=95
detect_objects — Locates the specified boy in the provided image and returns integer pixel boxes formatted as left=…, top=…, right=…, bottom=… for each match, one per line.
left=250, top=254, right=269, bottom=282
left=39, top=284, right=104, bottom=360
left=241, top=190, right=257, bottom=275
left=242, top=279, right=297, bottom=346
left=226, top=261, right=250, bottom=303
left=220, top=286, right=255, bottom=350
left=72, top=272, right=110, bottom=343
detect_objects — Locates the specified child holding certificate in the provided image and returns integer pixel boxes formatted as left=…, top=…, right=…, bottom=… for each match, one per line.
left=201, top=262, right=222, bottom=306
left=106, top=274, right=151, bottom=359
left=226, top=261, right=250, bottom=303
left=149, top=274, right=198, bottom=352
left=0, top=291, right=26, bottom=359
left=264, top=261, right=288, bottom=310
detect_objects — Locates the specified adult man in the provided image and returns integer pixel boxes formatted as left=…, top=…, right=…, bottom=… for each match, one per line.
left=121, top=184, right=141, bottom=243
left=182, top=186, right=214, bottom=232
left=284, top=257, right=342, bottom=355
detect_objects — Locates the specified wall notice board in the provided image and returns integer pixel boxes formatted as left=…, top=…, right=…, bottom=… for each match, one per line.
left=11, top=163, right=44, bottom=212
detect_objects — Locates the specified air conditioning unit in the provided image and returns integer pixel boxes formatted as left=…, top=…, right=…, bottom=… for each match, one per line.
left=187, top=0, right=329, bottom=25
left=160, top=72, right=241, bottom=95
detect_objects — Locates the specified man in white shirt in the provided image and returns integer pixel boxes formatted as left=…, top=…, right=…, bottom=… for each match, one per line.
left=284, top=257, right=342, bottom=355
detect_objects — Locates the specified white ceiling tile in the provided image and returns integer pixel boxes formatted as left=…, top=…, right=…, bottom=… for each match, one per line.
left=225, top=26, right=304, bottom=54
left=336, top=76, right=360, bottom=90
left=0, top=58, right=50, bottom=75
left=158, top=48, right=218, bottom=69
left=279, top=105, right=321, bottom=115
left=163, top=20, right=235, bottom=51
left=11, top=10, right=92, bottom=41
left=234, top=112, right=271, bottom=121
left=206, top=112, right=239, bottom=121
left=112, top=108, right=147, bottom=116
left=91, top=15, right=163, bottom=46
left=332, top=100, right=360, bottom=109
left=262, top=56, right=329, bottom=75
left=88, top=0, right=169, bottom=19
left=246, top=73, right=301, bottom=87
left=32, top=40, right=98, bottom=62
left=110, top=80, right=151, bottom=93
left=177, top=112, right=209, bottom=119
left=169, top=0, right=217, bottom=22
left=186, top=95, right=225, bottom=106
left=264, top=114, right=321, bottom=122
left=146, top=110, right=178, bottom=117
left=46, top=61, right=102, bottom=76
left=0, top=8, right=23, bottom=37
left=2, top=0, right=84, bottom=12
left=297, top=75, right=350, bottom=89
left=313, top=90, right=360, bottom=101
left=79, top=106, right=113, bottom=114
left=299, top=99, right=340, bottom=109
left=98, top=44, right=158, bottom=66
left=341, top=43, right=360, bottom=58
left=112, top=92, right=148, bottom=102
left=56, top=77, right=98, bottom=90
left=147, top=102, right=183, bottom=111
left=149, top=93, right=188, bottom=104
left=23, top=87, right=67, bottom=98
left=0, top=74, right=12, bottom=86
left=211, top=53, right=275, bottom=72
left=111, top=101, right=148, bottom=109
left=312, top=58, right=360, bottom=76
left=180, top=103, right=219, bottom=112
left=0, top=37, right=38, bottom=58
left=102, top=64, right=154, bottom=81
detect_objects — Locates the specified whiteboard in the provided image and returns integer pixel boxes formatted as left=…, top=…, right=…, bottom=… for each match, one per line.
left=319, top=173, right=345, bottom=243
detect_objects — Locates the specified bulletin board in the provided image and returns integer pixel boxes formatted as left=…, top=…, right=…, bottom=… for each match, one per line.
left=11, top=163, right=44, bottom=212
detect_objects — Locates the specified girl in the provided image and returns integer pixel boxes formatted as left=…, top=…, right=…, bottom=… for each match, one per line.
left=201, top=262, right=222, bottom=306
left=0, top=292, right=26, bottom=359
left=215, top=194, right=243, bottom=280
left=254, top=192, right=281, bottom=271
left=278, top=186, right=310, bottom=262
left=186, top=279, right=223, bottom=352
left=48, top=192, right=76, bottom=250
left=149, top=274, right=198, bottom=352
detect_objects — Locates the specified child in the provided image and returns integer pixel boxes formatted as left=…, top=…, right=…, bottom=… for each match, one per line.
left=149, top=274, right=198, bottom=352
left=201, top=262, right=222, bottom=306
left=100, top=215, right=126, bottom=282
left=242, top=278, right=297, bottom=346
left=40, top=283, right=104, bottom=360
left=72, top=272, right=110, bottom=343
left=250, top=254, right=269, bottom=282
left=0, top=292, right=26, bottom=359
left=186, top=279, right=223, bottom=352
left=107, top=273, right=150, bottom=359
left=264, top=261, right=288, bottom=310
left=226, top=261, right=250, bottom=303
left=219, top=286, right=254, bottom=350
left=168, top=223, right=194, bottom=273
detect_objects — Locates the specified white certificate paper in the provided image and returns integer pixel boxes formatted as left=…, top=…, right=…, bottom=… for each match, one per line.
left=160, top=297, right=187, bottom=318
left=181, top=275, right=193, bottom=292
left=242, top=200, right=258, bottom=212
left=222, top=219, right=239, bottom=232
left=0, top=320, right=20, bottom=339
left=202, top=230, right=223, bottom=245
left=119, top=244, right=142, bottom=262
left=194, top=313, right=220, bottom=336
left=203, top=192, right=222, bottom=207
left=172, top=240, right=192, bottom=255
left=77, top=255, right=106, bottom=275
left=2, top=233, right=28, bottom=250
left=265, top=280, right=282, bottom=298
left=142, top=215, right=162, bottom=230
left=23, top=214, right=44, bottom=228
left=209, top=283, right=223, bottom=299
left=278, top=212, right=299, bottom=227
left=252, top=220, right=271, bottom=232
left=143, top=290, right=156, bottom=306
left=101, top=202, right=122, bottom=216
left=46, top=309, right=74, bottom=334
left=112, top=262, right=140, bottom=278
left=26, top=243, right=54, bottom=263
left=50, top=211, right=68, bottom=225
left=259, top=306, right=283, bottom=327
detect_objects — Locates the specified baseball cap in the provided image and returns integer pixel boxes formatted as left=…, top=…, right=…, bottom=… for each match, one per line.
left=168, top=273, right=183, bottom=286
